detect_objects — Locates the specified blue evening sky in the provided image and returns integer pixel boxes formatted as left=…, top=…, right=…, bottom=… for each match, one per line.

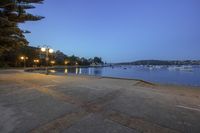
left=20, top=0, right=200, bottom=63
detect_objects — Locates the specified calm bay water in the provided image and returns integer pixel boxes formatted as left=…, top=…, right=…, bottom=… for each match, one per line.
left=48, top=65, right=200, bottom=86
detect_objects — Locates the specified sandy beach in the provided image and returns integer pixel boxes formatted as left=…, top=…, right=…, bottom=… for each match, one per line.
left=0, top=70, right=200, bottom=133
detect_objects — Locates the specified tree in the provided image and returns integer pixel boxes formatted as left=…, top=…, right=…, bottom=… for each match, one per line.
left=54, top=50, right=67, bottom=65
left=67, top=55, right=79, bottom=65
left=0, top=0, right=44, bottom=56
left=1, top=45, right=40, bottom=67
left=93, top=57, right=103, bottom=64
left=79, top=57, right=90, bottom=66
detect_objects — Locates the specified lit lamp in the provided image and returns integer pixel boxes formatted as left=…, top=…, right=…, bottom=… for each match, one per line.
left=34, top=59, right=39, bottom=63
left=41, top=47, right=46, bottom=52
left=33, top=59, right=40, bottom=67
left=20, top=56, right=28, bottom=69
left=64, top=60, right=69, bottom=65
left=20, top=56, right=24, bottom=60
left=50, top=61, right=55, bottom=66
left=41, top=46, right=54, bottom=75
left=49, top=49, right=54, bottom=53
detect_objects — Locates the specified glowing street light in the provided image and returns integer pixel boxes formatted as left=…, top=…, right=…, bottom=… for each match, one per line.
left=20, top=56, right=28, bottom=69
left=49, top=49, right=54, bottom=53
left=41, top=47, right=46, bottom=52
left=50, top=60, right=55, bottom=66
left=33, top=59, right=40, bottom=68
left=40, top=46, right=54, bottom=75
left=34, top=59, right=40, bottom=63
left=64, top=60, right=69, bottom=65
left=20, top=56, right=24, bottom=60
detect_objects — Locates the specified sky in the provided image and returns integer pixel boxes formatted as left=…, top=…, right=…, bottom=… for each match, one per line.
left=20, top=0, right=200, bottom=63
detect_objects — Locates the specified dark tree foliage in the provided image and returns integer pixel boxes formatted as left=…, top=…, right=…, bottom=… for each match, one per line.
left=0, top=44, right=104, bottom=67
left=0, top=0, right=44, bottom=55
left=1, top=45, right=40, bottom=67
left=53, top=50, right=67, bottom=65
left=79, top=57, right=90, bottom=66
left=93, top=57, right=103, bottom=64
left=66, top=55, right=79, bottom=66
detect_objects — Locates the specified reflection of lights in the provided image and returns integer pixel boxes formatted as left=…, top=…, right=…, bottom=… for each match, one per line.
left=79, top=68, right=82, bottom=74
left=64, top=69, right=68, bottom=74
left=89, top=68, right=92, bottom=75
left=76, top=68, right=79, bottom=74
left=49, top=70, right=56, bottom=73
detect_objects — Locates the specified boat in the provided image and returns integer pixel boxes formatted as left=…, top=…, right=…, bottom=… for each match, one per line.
left=168, top=65, right=193, bottom=72
left=179, top=66, right=193, bottom=72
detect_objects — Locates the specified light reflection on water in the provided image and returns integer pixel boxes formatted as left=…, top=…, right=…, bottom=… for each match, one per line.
left=63, top=67, right=103, bottom=76
left=49, top=65, right=200, bottom=86
left=49, top=70, right=56, bottom=73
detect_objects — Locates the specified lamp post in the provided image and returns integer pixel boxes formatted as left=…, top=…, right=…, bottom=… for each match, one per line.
left=64, top=60, right=69, bottom=65
left=50, top=60, right=55, bottom=66
left=33, top=59, right=40, bottom=67
left=41, top=46, right=54, bottom=75
left=20, top=56, right=28, bottom=69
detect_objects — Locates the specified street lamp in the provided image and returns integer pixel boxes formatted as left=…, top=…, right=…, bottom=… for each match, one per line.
left=64, top=60, right=69, bottom=65
left=34, top=59, right=40, bottom=63
left=41, top=46, right=54, bottom=75
left=49, top=49, right=54, bottom=53
left=50, top=60, right=55, bottom=66
left=33, top=59, right=40, bottom=67
left=20, top=56, right=24, bottom=60
left=41, top=47, right=46, bottom=52
left=20, top=56, right=28, bottom=69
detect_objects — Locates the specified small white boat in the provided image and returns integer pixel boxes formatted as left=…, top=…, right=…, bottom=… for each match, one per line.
left=168, top=65, right=193, bottom=72
left=179, top=66, right=193, bottom=72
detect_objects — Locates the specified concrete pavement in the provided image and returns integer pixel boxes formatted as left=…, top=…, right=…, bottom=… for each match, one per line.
left=0, top=70, right=200, bottom=133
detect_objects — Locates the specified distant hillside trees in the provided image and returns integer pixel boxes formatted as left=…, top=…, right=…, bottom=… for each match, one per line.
left=117, top=60, right=200, bottom=66
left=132, top=60, right=200, bottom=65
left=0, top=0, right=44, bottom=66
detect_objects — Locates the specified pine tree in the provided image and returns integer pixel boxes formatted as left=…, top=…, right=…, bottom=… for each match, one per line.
left=0, top=0, right=44, bottom=55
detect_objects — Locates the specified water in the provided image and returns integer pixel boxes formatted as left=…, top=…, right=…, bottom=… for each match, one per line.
left=48, top=65, right=200, bottom=86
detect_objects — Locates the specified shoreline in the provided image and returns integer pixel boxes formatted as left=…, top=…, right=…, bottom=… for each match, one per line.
left=65, top=74, right=200, bottom=90
left=35, top=72, right=200, bottom=89
left=1, top=69, right=200, bottom=92
left=1, top=68, right=200, bottom=89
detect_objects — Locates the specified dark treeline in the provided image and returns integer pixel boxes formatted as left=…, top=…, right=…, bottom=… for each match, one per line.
left=0, top=0, right=45, bottom=67
left=0, top=45, right=104, bottom=67
left=0, top=0, right=44, bottom=55
left=116, top=60, right=200, bottom=66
